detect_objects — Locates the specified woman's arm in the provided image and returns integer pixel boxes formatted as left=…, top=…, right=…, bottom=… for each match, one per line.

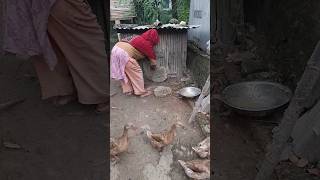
left=150, top=59, right=157, bottom=70
left=150, top=59, right=157, bottom=65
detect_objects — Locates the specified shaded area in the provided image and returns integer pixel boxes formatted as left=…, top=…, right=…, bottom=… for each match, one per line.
left=211, top=0, right=320, bottom=179
left=0, top=56, right=108, bottom=179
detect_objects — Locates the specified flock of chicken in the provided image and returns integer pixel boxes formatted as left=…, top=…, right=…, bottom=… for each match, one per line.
left=110, top=122, right=210, bottom=179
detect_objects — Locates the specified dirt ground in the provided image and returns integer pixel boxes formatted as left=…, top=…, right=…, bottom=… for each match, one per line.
left=213, top=110, right=320, bottom=180
left=0, top=56, right=108, bottom=179
left=110, top=79, right=206, bottom=180
left=212, top=110, right=277, bottom=180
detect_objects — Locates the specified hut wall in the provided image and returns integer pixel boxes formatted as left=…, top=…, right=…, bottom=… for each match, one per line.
left=156, top=32, right=187, bottom=77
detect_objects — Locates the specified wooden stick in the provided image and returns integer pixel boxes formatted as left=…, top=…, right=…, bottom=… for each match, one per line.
left=115, top=19, right=121, bottom=41
left=255, top=40, right=320, bottom=180
left=0, top=98, right=25, bottom=111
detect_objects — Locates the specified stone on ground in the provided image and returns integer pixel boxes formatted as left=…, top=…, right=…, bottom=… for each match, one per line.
left=152, top=66, right=168, bottom=82
left=154, top=86, right=172, bottom=97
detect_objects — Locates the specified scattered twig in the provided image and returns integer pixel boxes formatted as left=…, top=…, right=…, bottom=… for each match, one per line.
left=0, top=98, right=25, bottom=111
left=3, top=141, right=21, bottom=149
left=110, top=91, right=117, bottom=97
left=111, top=106, right=123, bottom=110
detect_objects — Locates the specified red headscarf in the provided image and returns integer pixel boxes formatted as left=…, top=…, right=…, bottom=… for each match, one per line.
left=129, top=29, right=159, bottom=60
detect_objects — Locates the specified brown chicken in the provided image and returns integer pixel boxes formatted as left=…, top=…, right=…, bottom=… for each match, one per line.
left=178, top=159, right=210, bottom=179
left=146, top=121, right=185, bottom=152
left=110, top=123, right=137, bottom=162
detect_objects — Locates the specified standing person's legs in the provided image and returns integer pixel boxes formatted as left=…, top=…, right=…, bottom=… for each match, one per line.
left=121, top=58, right=152, bottom=97
left=32, top=35, right=76, bottom=105
left=48, top=0, right=108, bottom=109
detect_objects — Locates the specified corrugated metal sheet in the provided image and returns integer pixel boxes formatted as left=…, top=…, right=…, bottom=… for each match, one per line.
left=188, top=0, right=210, bottom=51
left=118, top=31, right=188, bottom=78
left=113, top=24, right=200, bottom=30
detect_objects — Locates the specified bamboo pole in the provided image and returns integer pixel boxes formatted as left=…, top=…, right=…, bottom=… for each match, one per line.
left=255, top=40, right=320, bottom=180
left=188, top=76, right=210, bottom=123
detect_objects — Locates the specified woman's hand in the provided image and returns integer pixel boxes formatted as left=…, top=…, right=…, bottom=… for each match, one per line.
left=150, top=59, right=157, bottom=71
left=150, top=64, right=157, bottom=71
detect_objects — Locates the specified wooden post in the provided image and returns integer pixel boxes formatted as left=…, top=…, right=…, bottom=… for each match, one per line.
left=255, top=40, right=320, bottom=180
left=0, top=0, right=5, bottom=53
left=115, top=20, right=121, bottom=41
left=188, top=76, right=210, bottom=123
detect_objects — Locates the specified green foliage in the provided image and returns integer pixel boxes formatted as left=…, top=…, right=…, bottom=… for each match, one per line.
left=132, top=0, right=190, bottom=25
left=159, top=10, right=173, bottom=24
left=177, top=0, right=190, bottom=22
left=132, top=0, right=161, bottom=24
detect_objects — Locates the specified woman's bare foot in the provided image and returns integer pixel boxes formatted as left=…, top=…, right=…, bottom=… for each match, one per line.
left=124, top=92, right=133, bottom=96
left=95, top=103, right=108, bottom=113
left=140, top=90, right=152, bottom=97
left=53, top=95, right=77, bottom=106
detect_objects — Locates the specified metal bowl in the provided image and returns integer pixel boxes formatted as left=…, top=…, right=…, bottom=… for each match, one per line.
left=179, top=87, right=201, bottom=98
left=222, top=81, right=292, bottom=116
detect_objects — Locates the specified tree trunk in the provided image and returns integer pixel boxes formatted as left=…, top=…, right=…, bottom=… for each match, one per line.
left=171, top=0, right=178, bottom=18
left=255, top=40, right=320, bottom=180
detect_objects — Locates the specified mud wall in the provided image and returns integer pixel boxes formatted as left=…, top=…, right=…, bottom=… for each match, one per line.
left=244, top=0, right=320, bottom=87
left=211, top=0, right=244, bottom=46
left=186, top=43, right=210, bottom=88
left=211, top=0, right=320, bottom=87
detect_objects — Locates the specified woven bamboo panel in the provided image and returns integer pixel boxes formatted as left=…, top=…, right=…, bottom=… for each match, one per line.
left=156, top=32, right=187, bottom=77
